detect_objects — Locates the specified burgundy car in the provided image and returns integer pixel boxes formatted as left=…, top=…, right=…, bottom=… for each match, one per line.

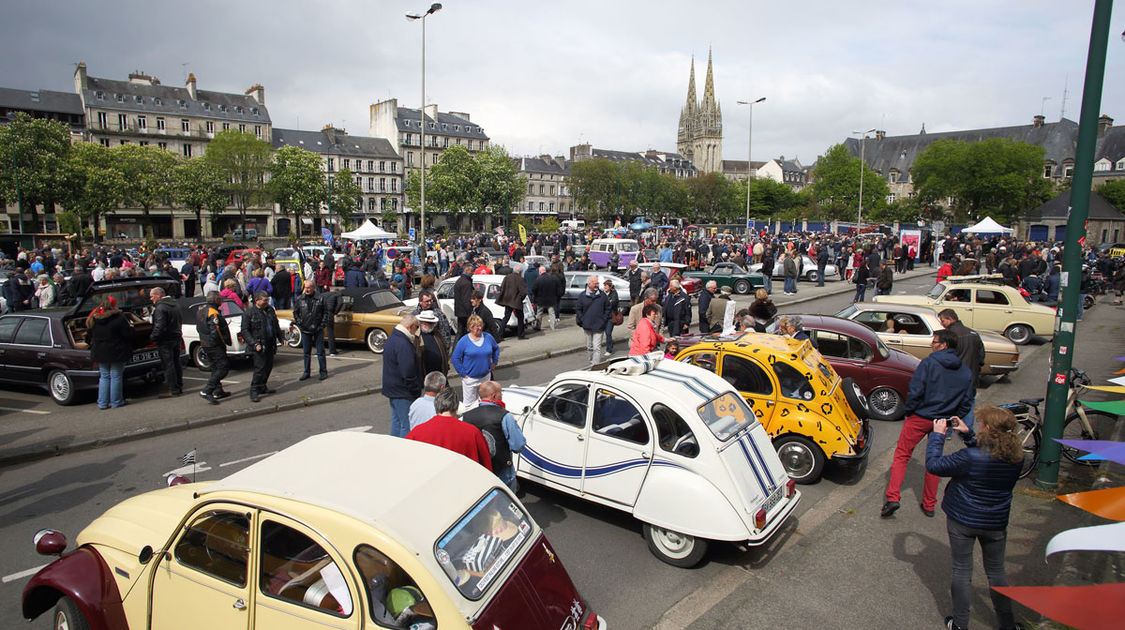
left=677, top=316, right=917, bottom=421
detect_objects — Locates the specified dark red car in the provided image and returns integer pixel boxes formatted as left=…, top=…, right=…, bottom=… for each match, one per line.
left=677, top=315, right=918, bottom=421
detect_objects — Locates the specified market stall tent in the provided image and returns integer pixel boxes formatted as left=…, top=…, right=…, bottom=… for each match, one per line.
left=962, top=216, right=1015, bottom=234
left=341, top=220, right=396, bottom=240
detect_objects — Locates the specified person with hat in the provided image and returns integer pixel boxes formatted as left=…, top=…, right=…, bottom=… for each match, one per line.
left=416, top=310, right=449, bottom=377
left=707, top=285, right=736, bottom=333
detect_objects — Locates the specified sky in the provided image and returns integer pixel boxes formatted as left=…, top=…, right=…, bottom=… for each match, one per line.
left=2, top=1, right=1123, bottom=167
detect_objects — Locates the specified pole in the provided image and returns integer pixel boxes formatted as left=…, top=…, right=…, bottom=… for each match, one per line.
left=858, top=135, right=865, bottom=230
left=6, top=122, right=23, bottom=237
left=419, top=14, right=426, bottom=248
left=1035, top=0, right=1113, bottom=489
left=745, top=104, right=752, bottom=247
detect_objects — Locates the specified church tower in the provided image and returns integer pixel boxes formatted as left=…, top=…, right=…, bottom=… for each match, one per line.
left=676, top=49, right=723, bottom=173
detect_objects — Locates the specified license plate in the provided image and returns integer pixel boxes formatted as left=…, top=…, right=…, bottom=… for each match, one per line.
left=762, top=486, right=783, bottom=515
left=131, top=349, right=159, bottom=364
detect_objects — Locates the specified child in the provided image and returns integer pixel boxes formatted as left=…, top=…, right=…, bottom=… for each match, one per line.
left=663, top=339, right=680, bottom=360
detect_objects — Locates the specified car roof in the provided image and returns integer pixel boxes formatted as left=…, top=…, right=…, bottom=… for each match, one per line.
left=796, top=314, right=882, bottom=344
left=853, top=302, right=940, bottom=317
left=555, top=354, right=736, bottom=407
left=203, top=432, right=504, bottom=552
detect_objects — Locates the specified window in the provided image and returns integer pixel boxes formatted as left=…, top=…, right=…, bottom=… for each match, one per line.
left=943, top=288, right=971, bottom=303
left=539, top=184, right=544, bottom=195
left=235, top=105, right=243, bottom=114
left=379, top=177, right=386, bottom=192
left=99, top=138, right=110, bottom=147
left=117, top=113, right=127, bottom=130
left=137, top=115, right=146, bottom=130
left=1095, top=161, right=1111, bottom=172
left=254, top=125, right=262, bottom=138
left=205, top=121, right=215, bottom=134
left=343, top=159, right=350, bottom=170
left=156, top=117, right=165, bottom=130
left=811, top=331, right=872, bottom=361
left=174, top=510, right=250, bottom=586
left=391, top=179, right=397, bottom=192
left=202, top=102, right=211, bottom=111
left=238, top=124, right=246, bottom=132
left=684, top=351, right=717, bottom=374
left=1064, top=165, right=1074, bottom=178
left=528, top=183, right=534, bottom=194
left=592, top=389, right=649, bottom=444
left=527, top=201, right=533, bottom=211
left=139, top=141, right=148, bottom=146
left=181, top=119, right=190, bottom=132
left=353, top=544, right=435, bottom=627
left=114, top=93, right=123, bottom=102
left=368, top=197, right=376, bottom=211
left=97, top=112, right=107, bottom=128
left=222, top=122, right=230, bottom=131
left=392, top=162, right=398, bottom=172
left=721, top=354, right=773, bottom=395
left=95, top=90, right=104, bottom=100
left=436, top=488, right=533, bottom=600
left=327, top=158, right=335, bottom=172
left=367, top=160, right=373, bottom=172
left=538, top=383, right=588, bottom=427
left=538, top=202, right=545, bottom=212
left=975, top=289, right=1009, bottom=305
left=407, top=152, right=413, bottom=167
left=13, top=318, right=50, bottom=346
left=1043, top=164, right=1054, bottom=178
left=251, top=107, right=259, bottom=115
left=696, top=392, right=757, bottom=440
left=432, top=153, right=437, bottom=165
left=379, top=160, right=385, bottom=172
left=772, top=362, right=814, bottom=401
left=652, top=403, right=698, bottom=457
left=549, top=202, right=554, bottom=212
left=1117, top=159, right=1125, bottom=170
left=0, top=317, right=19, bottom=343
left=549, top=185, right=555, bottom=195
left=183, top=144, right=192, bottom=157
left=157, top=141, right=167, bottom=150
left=218, top=104, right=227, bottom=112
left=258, top=520, right=352, bottom=616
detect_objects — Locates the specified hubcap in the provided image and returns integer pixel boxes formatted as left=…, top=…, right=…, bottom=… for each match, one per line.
left=368, top=331, right=386, bottom=352
left=51, top=374, right=70, bottom=400
left=870, top=389, right=899, bottom=415
left=779, top=442, right=814, bottom=478
left=852, top=383, right=869, bottom=410
left=652, top=527, right=692, bottom=557
left=55, top=610, right=69, bottom=630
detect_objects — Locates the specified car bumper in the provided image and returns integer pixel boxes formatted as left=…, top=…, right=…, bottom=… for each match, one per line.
left=746, top=489, right=801, bottom=545
left=830, top=421, right=873, bottom=462
left=985, top=363, right=1019, bottom=375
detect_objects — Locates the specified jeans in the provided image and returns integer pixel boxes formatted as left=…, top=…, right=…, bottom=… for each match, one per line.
left=605, top=319, right=615, bottom=354
left=763, top=274, right=772, bottom=294
left=783, top=277, right=797, bottom=294
left=853, top=283, right=867, bottom=303
left=947, top=518, right=1016, bottom=630
left=584, top=329, right=605, bottom=364
left=817, top=265, right=826, bottom=286
left=301, top=328, right=327, bottom=376
left=274, top=295, right=292, bottom=310
left=389, top=397, right=412, bottom=438
left=249, top=349, right=275, bottom=396
left=886, top=415, right=942, bottom=510
left=97, top=362, right=125, bottom=409
left=157, top=342, right=183, bottom=394
left=498, top=465, right=519, bottom=492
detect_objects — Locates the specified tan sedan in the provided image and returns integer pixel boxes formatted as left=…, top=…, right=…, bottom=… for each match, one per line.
left=835, top=302, right=1020, bottom=376
left=278, top=288, right=404, bottom=353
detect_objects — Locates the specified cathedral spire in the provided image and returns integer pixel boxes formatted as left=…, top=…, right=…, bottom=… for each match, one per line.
left=702, top=47, right=717, bottom=111
left=685, top=56, right=697, bottom=109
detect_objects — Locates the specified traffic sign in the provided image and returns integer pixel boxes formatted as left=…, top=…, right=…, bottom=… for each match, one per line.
left=409, top=228, right=416, bottom=241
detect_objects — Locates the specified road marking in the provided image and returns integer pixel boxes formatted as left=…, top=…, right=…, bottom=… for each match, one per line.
left=2, top=564, right=47, bottom=584
left=339, top=425, right=373, bottom=432
left=219, top=452, right=277, bottom=468
left=0, top=406, right=50, bottom=415
left=325, top=355, right=381, bottom=362
left=164, top=462, right=212, bottom=476
left=183, top=376, right=242, bottom=383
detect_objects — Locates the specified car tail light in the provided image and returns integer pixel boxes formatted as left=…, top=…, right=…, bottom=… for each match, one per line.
left=583, top=611, right=599, bottom=630
left=237, top=333, right=245, bottom=344
left=754, top=508, right=767, bottom=530
left=166, top=474, right=192, bottom=487
left=786, top=479, right=797, bottom=498
left=1010, top=354, right=1020, bottom=364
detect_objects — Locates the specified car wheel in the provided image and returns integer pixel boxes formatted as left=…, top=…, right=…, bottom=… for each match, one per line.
left=286, top=327, right=303, bottom=348
left=841, top=377, right=869, bottom=420
left=366, top=328, right=388, bottom=354
left=48, top=370, right=77, bottom=406
left=643, top=523, right=708, bottom=568
left=191, top=343, right=212, bottom=371
left=53, top=595, right=91, bottom=630
left=1004, top=324, right=1032, bottom=345
left=734, top=279, right=751, bottom=294
left=805, top=270, right=819, bottom=283
left=774, top=435, right=825, bottom=484
left=867, top=387, right=904, bottom=421
left=1083, top=294, right=1095, bottom=310
left=490, top=321, right=504, bottom=340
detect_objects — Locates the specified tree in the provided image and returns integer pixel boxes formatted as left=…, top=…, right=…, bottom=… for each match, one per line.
left=204, top=129, right=272, bottom=234
left=809, top=144, right=890, bottom=222
left=686, top=172, right=740, bottom=223
left=747, top=177, right=800, bottom=219
left=60, top=142, right=126, bottom=244
left=173, top=156, right=229, bottom=238
left=408, top=145, right=479, bottom=231
left=476, top=145, right=525, bottom=228
left=538, top=216, right=560, bottom=233
left=328, top=167, right=363, bottom=228
left=113, top=143, right=179, bottom=240
left=268, top=146, right=326, bottom=239
left=1096, top=179, right=1125, bottom=212
left=569, top=159, right=620, bottom=223
left=0, top=112, right=72, bottom=233
left=911, top=137, right=1053, bottom=224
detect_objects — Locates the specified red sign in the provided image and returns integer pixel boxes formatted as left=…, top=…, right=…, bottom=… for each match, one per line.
left=1054, top=373, right=1067, bottom=385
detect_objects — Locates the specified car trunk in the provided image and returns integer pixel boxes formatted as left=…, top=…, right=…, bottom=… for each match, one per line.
left=64, top=278, right=179, bottom=353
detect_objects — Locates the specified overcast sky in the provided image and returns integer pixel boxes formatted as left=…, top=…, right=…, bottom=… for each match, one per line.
left=3, top=1, right=1123, bottom=166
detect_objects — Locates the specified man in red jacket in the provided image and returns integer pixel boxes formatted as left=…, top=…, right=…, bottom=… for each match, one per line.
left=406, top=388, right=492, bottom=471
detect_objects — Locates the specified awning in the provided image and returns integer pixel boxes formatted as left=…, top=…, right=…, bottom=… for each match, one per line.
left=301, top=218, right=313, bottom=225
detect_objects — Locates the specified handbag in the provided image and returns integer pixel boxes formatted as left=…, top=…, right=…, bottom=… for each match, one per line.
left=611, top=308, right=625, bottom=326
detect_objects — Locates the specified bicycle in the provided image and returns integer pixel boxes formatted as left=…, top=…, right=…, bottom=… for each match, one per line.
left=1000, top=368, right=1121, bottom=479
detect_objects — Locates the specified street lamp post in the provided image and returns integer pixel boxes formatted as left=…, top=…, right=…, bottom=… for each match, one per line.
left=407, top=2, right=442, bottom=250
left=852, top=128, right=876, bottom=230
left=737, top=97, right=765, bottom=247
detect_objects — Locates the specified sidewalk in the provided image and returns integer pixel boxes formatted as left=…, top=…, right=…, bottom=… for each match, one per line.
left=0, top=265, right=938, bottom=467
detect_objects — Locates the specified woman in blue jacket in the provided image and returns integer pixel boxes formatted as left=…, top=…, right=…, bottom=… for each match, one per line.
left=452, top=314, right=500, bottom=406
left=927, top=406, right=1024, bottom=630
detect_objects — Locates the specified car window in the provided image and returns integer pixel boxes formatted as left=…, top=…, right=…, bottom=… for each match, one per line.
left=890, top=313, right=931, bottom=336
left=0, top=316, right=21, bottom=343
left=944, top=288, right=971, bottom=302
left=592, top=389, right=649, bottom=445
left=538, top=383, right=589, bottom=428
left=772, top=362, right=815, bottom=401
left=486, top=285, right=500, bottom=300
left=811, top=330, right=848, bottom=359
left=715, top=266, right=732, bottom=276
left=652, top=403, right=698, bottom=458
left=259, top=519, right=353, bottom=616
left=436, top=282, right=455, bottom=299
left=975, top=289, right=1009, bottom=305
left=219, top=300, right=243, bottom=317
left=435, top=488, right=533, bottom=600
left=721, top=354, right=773, bottom=395
left=683, top=351, right=717, bottom=373
left=174, top=510, right=250, bottom=587
left=846, top=335, right=873, bottom=361
left=926, top=284, right=945, bottom=299
left=697, top=392, right=758, bottom=440
left=13, top=318, right=50, bottom=346
left=354, top=545, right=436, bottom=629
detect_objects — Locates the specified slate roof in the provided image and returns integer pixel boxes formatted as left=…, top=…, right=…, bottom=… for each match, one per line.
left=844, top=118, right=1080, bottom=181
left=0, top=87, right=84, bottom=116
left=82, top=76, right=270, bottom=124
left=721, top=159, right=767, bottom=172
left=395, top=107, right=488, bottom=140
left=1095, top=126, right=1125, bottom=163
left=272, top=128, right=399, bottom=158
left=1023, top=190, right=1124, bottom=221
left=590, top=148, right=697, bottom=172
left=517, top=156, right=570, bottom=175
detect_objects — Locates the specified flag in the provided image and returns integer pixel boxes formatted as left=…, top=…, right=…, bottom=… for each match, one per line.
left=180, top=449, right=197, bottom=465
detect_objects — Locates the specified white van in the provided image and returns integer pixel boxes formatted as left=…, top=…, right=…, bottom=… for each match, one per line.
left=560, top=219, right=585, bottom=231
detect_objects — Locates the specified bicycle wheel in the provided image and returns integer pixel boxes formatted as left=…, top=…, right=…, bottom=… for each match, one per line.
left=1061, top=410, right=1120, bottom=465
left=1017, top=419, right=1040, bottom=479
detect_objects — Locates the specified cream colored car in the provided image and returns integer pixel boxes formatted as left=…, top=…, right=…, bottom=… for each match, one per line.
left=873, top=275, right=1055, bottom=344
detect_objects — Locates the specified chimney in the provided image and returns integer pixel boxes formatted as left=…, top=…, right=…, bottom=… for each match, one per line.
left=128, top=71, right=154, bottom=86
left=245, top=83, right=265, bottom=105
left=1033, top=114, right=1045, bottom=128
left=322, top=124, right=342, bottom=145
left=875, top=130, right=886, bottom=141
left=570, top=144, right=592, bottom=162
left=423, top=104, right=438, bottom=124
left=73, top=61, right=87, bottom=93
left=1098, top=114, right=1114, bottom=138
left=185, top=73, right=197, bottom=100
left=449, top=111, right=471, bottom=122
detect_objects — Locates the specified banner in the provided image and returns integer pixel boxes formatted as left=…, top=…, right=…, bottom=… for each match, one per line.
left=900, top=229, right=921, bottom=260
left=518, top=224, right=528, bottom=244
left=321, top=227, right=333, bottom=245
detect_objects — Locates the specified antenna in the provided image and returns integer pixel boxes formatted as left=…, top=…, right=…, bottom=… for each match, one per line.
left=1041, top=96, right=1052, bottom=117
left=1060, top=74, right=1070, bottom=121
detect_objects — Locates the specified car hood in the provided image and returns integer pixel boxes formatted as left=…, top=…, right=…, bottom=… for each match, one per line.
left=872, top=295, right=932, bottom=305
left=882, top=348, right=921, bottom=373
left=504, top=385, right=545, bottom=416
left=77, top=484, right=206, bottom=558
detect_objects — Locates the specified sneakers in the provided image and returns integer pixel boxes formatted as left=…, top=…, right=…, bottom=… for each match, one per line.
left=203, top=392, right=219, bottom=405
left=921, top=503, right=935, bottom=518
left=880, top=501, right=900, bottom=518
left=214, top=390, right=231, bottom=400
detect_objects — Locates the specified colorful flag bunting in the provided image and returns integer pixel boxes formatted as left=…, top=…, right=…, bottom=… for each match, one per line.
left=991, top=583, right=1125, bottom=630
left=1057, top=486, right=1125, bottom=521
left=1046, top=522, right=1125, bottom=557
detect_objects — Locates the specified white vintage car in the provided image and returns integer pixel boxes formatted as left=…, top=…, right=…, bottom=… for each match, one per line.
left=504, top=354, right=800, bottom=568
left=178, top=297, right=300, bottom=370
left=404, top=274, right=538, bottom=339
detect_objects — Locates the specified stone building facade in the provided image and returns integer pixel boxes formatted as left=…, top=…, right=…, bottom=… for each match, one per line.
left=676, top=49, right=723, bottom=174
left=516, top=155, right=574, bottom=222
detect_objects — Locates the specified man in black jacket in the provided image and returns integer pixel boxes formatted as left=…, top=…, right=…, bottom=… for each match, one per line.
left=575, top=275, right=610, bottom=364
left=271, top=266, right=293, bottom=310
left=816, top=242, right=829, bottom=287
left=148, top=287, right=183, bottom=397
left=70, top=264, right=93, bottom=300
left=196, top=291, right=232, bottom=404
left=532, top=266, right=564, bottom=330
left=698, top=280, right=716, bottom=334
left=662, top=279, right=691, bottom=337
left=453, top=266, right=474, bottom=337
left=624, top=259, right=643, bottom=305
left=242, top=291, right=284, bottom=402
left=293, top=280, right=328, bottom=381
left=939, top=309, right=985, bottom=390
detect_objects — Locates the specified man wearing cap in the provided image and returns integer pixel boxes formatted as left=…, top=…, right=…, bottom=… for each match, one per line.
left=241, top=291, right=284, bottom=403
left=416, top=310, right=449, bottom=377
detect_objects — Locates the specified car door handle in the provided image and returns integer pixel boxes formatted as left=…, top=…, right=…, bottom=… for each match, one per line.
left=641, top=451, right=651, bottom=459
left=232, top=598, right=247, bottom=610
left=576, top=434, right=584, bottom=441
left=36, top=352, right=47, bottom=358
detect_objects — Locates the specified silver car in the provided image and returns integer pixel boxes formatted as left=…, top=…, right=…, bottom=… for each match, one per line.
left=561, top=271, right=632, bottom=312
left=749, top=255, right=838, bottom=283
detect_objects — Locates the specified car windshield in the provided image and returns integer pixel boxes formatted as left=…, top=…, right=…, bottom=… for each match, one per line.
left=835, top=304, right=857, bottom=319
left=616, top=242, right=639, bottom=252
left=926, top=284, right=945, bottom=299
left=697, top=392, right=758, bottom=441
left=435, top=488, right=533, bottom=600
left=874, top=336, right=890, bottom=359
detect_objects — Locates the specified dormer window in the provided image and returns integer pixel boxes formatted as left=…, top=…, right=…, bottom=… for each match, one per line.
left=235, top=105, right=243, bottom=114
left=250, top=107, right=259, bottom=115
left=177, top=99, right=186, bottom=108
left=202, top=102, right=211, bottom=111
left=114, top=94, right=124, bottom=102
left=218, top=104, right=227, bottom=112
left=95, top=91, right=105, bottom=100
left=134, top=95, right=143, bottom=104
left=153, top=97, right=162, bottom=105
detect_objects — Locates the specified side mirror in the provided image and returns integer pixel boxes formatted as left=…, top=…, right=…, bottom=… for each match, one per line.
left=34, top=529, right=67, bottom=556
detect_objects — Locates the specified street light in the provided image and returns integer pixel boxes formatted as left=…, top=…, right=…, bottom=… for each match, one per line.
left=852, top=128, right=876, bottom=230
left=407, top=2, right=442, bottom=249
left=737, top=97, right=765, bottom=247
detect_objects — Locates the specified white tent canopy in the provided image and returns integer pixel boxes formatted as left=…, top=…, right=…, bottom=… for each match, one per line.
left=341, top=219, right=396, bottom=240
left=962, top=216, right=1014, bottom=234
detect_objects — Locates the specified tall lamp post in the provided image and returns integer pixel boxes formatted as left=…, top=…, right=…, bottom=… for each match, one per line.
left=852, top=128, right=875, bottom=230
left=737, top=97, right=765, bottom=246
left=407, top=2, right=442, bottom=249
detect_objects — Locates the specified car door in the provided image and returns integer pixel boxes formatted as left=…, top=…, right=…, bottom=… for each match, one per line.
left=517, top=382, right=590, bottom=495
left=717, top=352, right=778, bottom=428
left=939, top=288, right=974, bottom=326
left=5, top=316, right=52, bottom=385
left=149, top=506, right=254, bottom=630
left=972, top=288, right=1010, bottom=333
left=0, top=315, right=21, bottom=381
left=809, top=329, right=866, bottom=384
left=334, top=293, right=359, bottom=341
left=582, top=386, right=654, bottom=507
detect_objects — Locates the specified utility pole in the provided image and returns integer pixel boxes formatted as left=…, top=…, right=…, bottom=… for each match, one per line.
left=1035, top=0, right=1113, bottom=489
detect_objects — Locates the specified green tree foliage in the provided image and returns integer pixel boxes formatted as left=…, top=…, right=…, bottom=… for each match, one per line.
left=328, top=167, right=363, bottom=226
left=538, top=216, right=560, bottom=233
left=60, top=142, right=126, bottom=244
left=113, top=143, right=179, bottom=239
left=173, top=156, right=229, bottom=238
left=810, top=144, right=890, bottom=222
left=477, top=145, right=526, bottom=224
left=406, top=145, right=525, bottom=233
left=0, top=112, right=72, bottom=232
left=204, top=129, right=272, bottom=233
left=746, top=177, right=800, bottom=219
left=268, top=146, right=326, bottom=238
left=567, top=158, right=691, bottom=223
left=686, top=172, right=741, bottom=223
left=381, top=207, right=400, bottom=234
left=1096, top=179, right=1125, bottom=212
left=911, top=138, right=1053, bottom=224
left=569, top=159, right=620, bottom=222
